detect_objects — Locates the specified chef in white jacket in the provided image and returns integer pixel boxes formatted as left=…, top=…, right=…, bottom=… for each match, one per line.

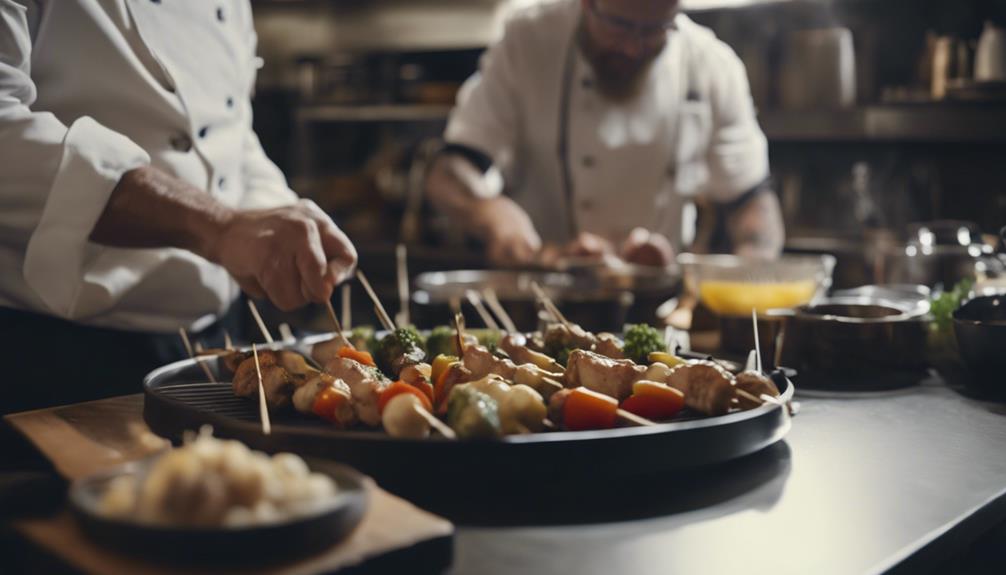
left=0, top=1, right=356, bottom=413
left=427, top=0, right=784, bottom=266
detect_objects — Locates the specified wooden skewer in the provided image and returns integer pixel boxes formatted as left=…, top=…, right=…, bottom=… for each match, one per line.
left=483, top=288, right=518, bottom=333
left=252, top=344, right=272, bottom=435
left=247, top=300, right=274, bottom=344
left=616, top=408, right=656, bottom=427
left=194, top=341, right=205, bottom=353
left=341, top=284, right=352, bottom=330
left=453, top=312, right=467, bottom=355
left=223, top=330, right=233, bottom=351
left=395, top=244, right=410, bottom=328
left=735, top=388, right=766, bottom=406
left=752, top=308, right=763, bottom=374
left=355, top=270, right=396, bottom=332
left=324, top=299, right=353, bottom=349
left=278, top=323, right=295, bottom=343
left=465, top=289, right=500, bottom=331
left=413, top=404, right=457, bottom=439
left=530, top=281, right=572, bottom=329
left=179, top=328, right=217, bottom=383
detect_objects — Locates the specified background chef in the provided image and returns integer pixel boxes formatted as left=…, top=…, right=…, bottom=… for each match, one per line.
left=426, top=0, right=785, bottom=267
left=0, top=1, right=356, bottom=413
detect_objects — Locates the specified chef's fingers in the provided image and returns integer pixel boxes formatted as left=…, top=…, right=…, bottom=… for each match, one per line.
left=260, top=254, right=308, bottom=312
left=303, top=208, right=357, bottom=284
left=237, top=277, right=267, bottom=300
left=294, top=221, right=334, bottom=303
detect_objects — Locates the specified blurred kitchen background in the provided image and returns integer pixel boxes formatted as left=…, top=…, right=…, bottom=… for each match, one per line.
left=246, top=0, right=1006, bottom=327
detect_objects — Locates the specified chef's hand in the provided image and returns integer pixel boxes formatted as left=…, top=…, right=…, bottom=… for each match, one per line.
left=620, top=227, right=674, bottom=267
left=211, top=200, right=357, bottom=311
left=474, top=196, right=542, bottom=266
left=564, top=232, right=615, bottom=260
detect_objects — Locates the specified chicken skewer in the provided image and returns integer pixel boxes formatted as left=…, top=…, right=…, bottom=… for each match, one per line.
left=251, top=344, right=272, bottom=435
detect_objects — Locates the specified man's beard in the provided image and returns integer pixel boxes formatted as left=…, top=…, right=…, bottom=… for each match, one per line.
left=578, top=22, right=663, bottom=103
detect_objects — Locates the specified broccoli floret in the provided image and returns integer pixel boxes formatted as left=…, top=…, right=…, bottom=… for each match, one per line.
left=348, top=326, right=376, bottom=353
left=375, top=327, right=426, bottom=378
left=469, top=328, right=501, bottom=353
left=425, top=325, right=457, bottom=360
left=623, top=324, right=665, bottom=364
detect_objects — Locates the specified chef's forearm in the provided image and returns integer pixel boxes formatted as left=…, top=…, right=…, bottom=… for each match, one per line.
left=726, top=190, right=785, bottom=258
left=89, top=165, right=232, bottom=260
left=426, top=154, right=493, bottom=240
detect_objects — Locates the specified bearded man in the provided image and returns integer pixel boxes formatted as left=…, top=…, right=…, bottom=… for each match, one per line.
left=426, top=0, right=784, bottom=267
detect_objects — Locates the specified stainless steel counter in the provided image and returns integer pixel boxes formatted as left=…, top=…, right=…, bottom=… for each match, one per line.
left=449, top=378, right=1006, bottom=574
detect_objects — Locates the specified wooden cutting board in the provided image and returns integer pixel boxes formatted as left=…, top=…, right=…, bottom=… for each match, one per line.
left=4, top=394, right=454, bottom=574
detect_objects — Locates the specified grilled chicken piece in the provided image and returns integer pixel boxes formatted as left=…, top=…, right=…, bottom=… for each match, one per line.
left=292, top=373, right=356, bottom=428
left=543, top=324, right=598, bottom=353
left=277, top=351, right=316, bottom=379
left=400, top=363, right=432, bottom=388
left=322, top=357, right=388, bottom=426
left=594, top=333, right=625, bottom=360
left=513, top=365, right=564, bottom=402
left=232, top=352, right=294, bottom=409
left=198, top=349, right=250, bottom=379
left=734, top=371, right=780, bottom=409
left=564, top=349, right=645, bottom=400
left=311, top=337, right=346, bottom=366
left=664, top=361, right=736, bottom=416
left=462, top=345, right=517, bottom=381
left=500, top=334, right=565, bottom=373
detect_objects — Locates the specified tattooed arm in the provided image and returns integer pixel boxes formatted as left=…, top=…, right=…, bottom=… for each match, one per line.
left=724, top=188, right=785, bottom=258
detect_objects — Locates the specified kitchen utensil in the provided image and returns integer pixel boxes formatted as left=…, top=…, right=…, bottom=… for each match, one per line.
left=678, top=253, right=835, bottom=316
left=976, top=21, right=1006, bottom=82
left=779, top=27, right=856, bottom=110
left=70, top=457, right=370, bottom=563
left=143, top=352, right=793, bottom=501
left=953, top=294, right=1006, bottom=398
left=771, top=295, right=931, bottom=391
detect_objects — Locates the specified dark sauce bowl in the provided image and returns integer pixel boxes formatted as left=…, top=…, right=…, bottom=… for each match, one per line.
left=953, top=294, right=1006, bottom=398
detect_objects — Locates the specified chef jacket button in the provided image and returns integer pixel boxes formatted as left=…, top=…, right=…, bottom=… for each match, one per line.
left=226, top=96, right=234, bottom=108
left=217, top=7, right=225, bottom=22
left=198, top=126, right=209, bottom=139
left=169, top=134, right=193, bottom=152
left=581, top=155, right=595, bottom=168
left=150, top=0, right=161, bottom=3
left=218, top=176, right=227, bottom=190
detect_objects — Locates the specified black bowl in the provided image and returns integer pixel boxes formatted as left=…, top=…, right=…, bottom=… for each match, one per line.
left=70, top=458, right=370, bottom=565
left=953, top=295, right=1006, bottom=398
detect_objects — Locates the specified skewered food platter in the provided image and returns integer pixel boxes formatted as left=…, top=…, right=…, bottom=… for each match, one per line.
left=144, top=307, right=794, bottom=492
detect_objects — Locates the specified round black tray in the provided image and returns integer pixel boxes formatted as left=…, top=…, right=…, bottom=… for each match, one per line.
left=143, top=348, right=794, bottom=496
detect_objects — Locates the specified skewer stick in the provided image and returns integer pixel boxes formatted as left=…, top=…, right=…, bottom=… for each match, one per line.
left=278, top=323, right=295, bottom=343
left=223, top=330, right=233, bottom=351
left=247, top=300, right=274, bottom=344
left=324, top=299, right=352, bottom=349
left=752, top=308, right=763, bottom=373
left=616, top=408, right=656, bottom=427
left=355, top=270, right=396, bottom=332
left=194, top=341, right=205, bottom=353
left=395, top=244, right=410, bottom=328
left=530, top=281, right=572, bottom=329
left=735, top=388, right=766, bottom=406
left=483, top=288, right=518, bottom=334
left=413, top=405, right=457, bottom=439
left=341, top=284, right=352, bottom=330
left=252, top=344, right=272, bottom=435
left=179, top=328, right=217, bottom=383
left=453, top=312, right=467, bottom=355
left=465, top=289, right=500, bottom=331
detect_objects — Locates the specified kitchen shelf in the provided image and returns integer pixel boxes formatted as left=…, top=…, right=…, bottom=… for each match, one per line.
left=295, top=103, right=453, bottom=123
left=760, top=105, right=1006, bottom=143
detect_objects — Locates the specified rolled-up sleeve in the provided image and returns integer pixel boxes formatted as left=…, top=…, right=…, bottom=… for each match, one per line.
left=0, top=1, right=149, bottom=318
left=236, top=1, right=296, bottom=210
left=703, top=44, right=769, bottom=203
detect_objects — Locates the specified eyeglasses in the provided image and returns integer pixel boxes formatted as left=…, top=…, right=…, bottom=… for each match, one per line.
left=587, top=0, right=677, bottom=45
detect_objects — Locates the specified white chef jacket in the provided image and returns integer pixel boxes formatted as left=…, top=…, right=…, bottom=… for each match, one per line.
left=444, top=0, right=769, bottom=251
left=0, top=0, right=297, bottom=333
